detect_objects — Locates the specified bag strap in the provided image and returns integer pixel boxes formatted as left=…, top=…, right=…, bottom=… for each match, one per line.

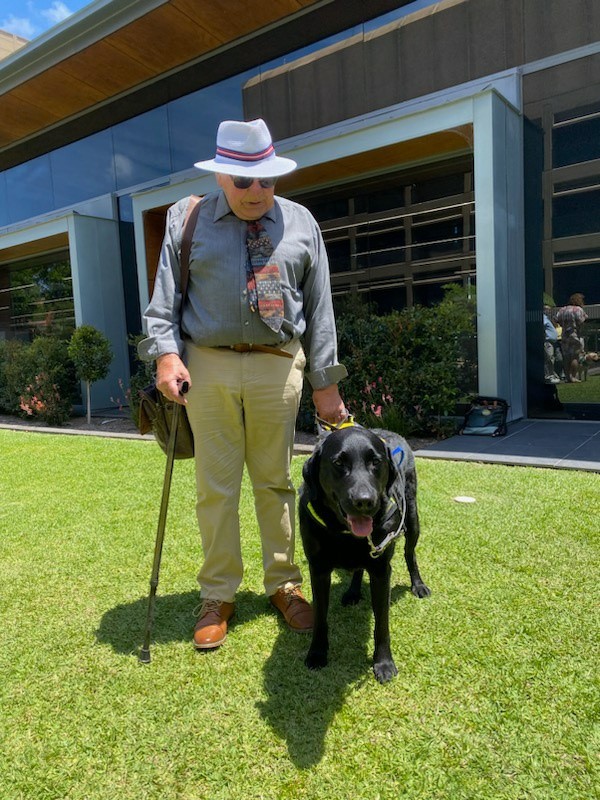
left=179, top=194, right=202, bottom=301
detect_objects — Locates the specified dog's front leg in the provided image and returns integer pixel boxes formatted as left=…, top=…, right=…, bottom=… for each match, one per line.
left=305, top=566, right=331, bottom=670
left=369, top=566, right=398, bottom=683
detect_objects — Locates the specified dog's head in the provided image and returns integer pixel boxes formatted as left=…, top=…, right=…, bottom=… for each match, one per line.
left=302, top=427, right=398, bottom=538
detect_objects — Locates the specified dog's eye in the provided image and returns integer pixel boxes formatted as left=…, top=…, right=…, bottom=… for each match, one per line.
left=368, top=454, right=384, bottom=471
left=331, top=456, right=349, bottom=473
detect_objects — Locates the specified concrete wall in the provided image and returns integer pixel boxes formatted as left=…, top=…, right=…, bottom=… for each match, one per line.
left=69, top=214, right=130, bottom=410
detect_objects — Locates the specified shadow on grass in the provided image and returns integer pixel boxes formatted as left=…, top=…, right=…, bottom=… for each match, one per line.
left=95, top=589, right=274, bottom=656
left=257, top=577, right=414, bottom=768
left=96, top=590, right=199, bottom=655
left=96, top=579, right=414, bottom=767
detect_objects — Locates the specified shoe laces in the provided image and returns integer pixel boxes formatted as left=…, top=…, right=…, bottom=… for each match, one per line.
left=193, top=598, right=224, bottom=618
left=280, top=586, right=304, bottom=606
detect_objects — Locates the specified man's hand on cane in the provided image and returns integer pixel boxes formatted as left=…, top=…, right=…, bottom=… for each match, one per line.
left=156, top=353, right=192, bottom=404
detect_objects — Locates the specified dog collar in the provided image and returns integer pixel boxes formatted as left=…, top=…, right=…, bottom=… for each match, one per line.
left=315, top=414, right=359, bottom=436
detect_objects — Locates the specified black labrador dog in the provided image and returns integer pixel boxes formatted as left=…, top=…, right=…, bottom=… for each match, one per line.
left=299, top=425, right=430, bottom=683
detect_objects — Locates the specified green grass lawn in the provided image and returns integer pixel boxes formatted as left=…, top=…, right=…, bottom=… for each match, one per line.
left=557, top=372, right=600, bottom=403
left=0, top=430, right=598, bottom=800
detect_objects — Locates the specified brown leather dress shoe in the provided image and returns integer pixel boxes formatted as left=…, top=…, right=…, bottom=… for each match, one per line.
left=193, top=599, right=235, bottom=649
left=270, top=586, right=313, bottom=633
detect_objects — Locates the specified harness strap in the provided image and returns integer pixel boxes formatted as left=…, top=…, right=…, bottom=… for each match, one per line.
left=306, top=501, right=327, bottom=528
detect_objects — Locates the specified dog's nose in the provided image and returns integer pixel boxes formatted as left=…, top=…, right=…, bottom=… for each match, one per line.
left=349, top=488, right=378, bottom=514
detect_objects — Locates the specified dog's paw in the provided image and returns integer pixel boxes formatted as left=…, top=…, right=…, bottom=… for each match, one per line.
left=341, top=588, right=362, bottom=606
left=305, top=650, right=328, bottom=670
left=411, top=580, right=431, bottom=598
left=373, top=659, right=398, bottom=684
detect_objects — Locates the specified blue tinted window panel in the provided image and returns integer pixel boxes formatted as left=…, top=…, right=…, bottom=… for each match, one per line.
left=0, top=172, right=8, bottom=227
left=6, top=156, right=54, bottom=224
left=51, top=129, right=116, bottom=208
left=113, top=107, right=171, bottom=190
left=168, top=73, right=252, bottom=174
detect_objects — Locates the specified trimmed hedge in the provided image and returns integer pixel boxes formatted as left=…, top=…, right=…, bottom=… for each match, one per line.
left=301, top=284, right=477, bottom=436
left=0, top=335, right=78, bottom=426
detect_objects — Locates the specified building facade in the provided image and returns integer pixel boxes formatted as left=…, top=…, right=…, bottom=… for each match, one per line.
left=0, top=0, right=598, bottom=418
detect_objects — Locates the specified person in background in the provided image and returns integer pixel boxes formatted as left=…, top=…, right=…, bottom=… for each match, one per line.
left=543, top=304, right=561, bottom=384
left=556, top=293, right=588, bottom=383
left=139, top=119, right=347, bottom=650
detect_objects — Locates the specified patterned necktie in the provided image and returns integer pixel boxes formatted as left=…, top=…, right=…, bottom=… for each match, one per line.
left=246, top=220, right=284, bottom=333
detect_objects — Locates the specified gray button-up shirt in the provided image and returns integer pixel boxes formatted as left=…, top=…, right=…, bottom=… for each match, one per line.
left=138, top=190, right=347, bottom=389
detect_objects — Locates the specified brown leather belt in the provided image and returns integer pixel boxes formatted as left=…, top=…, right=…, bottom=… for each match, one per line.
left=217, top=343, right=293, bottom=359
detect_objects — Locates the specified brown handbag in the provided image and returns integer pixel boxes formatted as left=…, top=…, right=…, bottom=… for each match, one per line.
left=138, top=195, right=202, bottom=459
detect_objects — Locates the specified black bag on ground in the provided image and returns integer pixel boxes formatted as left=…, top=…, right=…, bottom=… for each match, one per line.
left=459, top=396, right=509, bottom=437
left=137, top=384, right=194, bottom=459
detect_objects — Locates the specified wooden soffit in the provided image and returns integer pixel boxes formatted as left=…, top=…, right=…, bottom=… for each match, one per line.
left=278, top=125, right=474, bottom=194
left=0, top=232, right=69, bottom=265
left=0, top=0, right=413, bottom=166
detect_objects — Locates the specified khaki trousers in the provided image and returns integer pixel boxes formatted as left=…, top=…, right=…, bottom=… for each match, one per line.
left=184, top=340, right=305, bottom=602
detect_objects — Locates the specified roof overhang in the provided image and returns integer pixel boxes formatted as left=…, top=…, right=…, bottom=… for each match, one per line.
left=0, top=0, right=414, bottom=169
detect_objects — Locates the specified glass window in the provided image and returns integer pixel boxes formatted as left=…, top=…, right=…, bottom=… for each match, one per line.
left=553, top=263, right=599, bottom=307
left=413, top=275, right=461, bottom=306
left=553, top=189, right=600, bottom=238
left=306, top=197, right=349, bottom=222
left=553, top=116, right=600, bottom=168
left=412, top=217, right=464, bottom=260
left=5, top=155, right=54, bottom=223
left=51, top=130, right=116, bottom=208
left=412, top=173, right=465, bottom=203
left=168, top=72, right=254, bottom=174
left=0, top=252, right=75, bottom=341
left=366, top=286, right=407, bottom=315
left=323, top=238, right=352, bottom=273
left=112, top=107, right=171, bottom=190
left=356, top=228, right=406, bottom=268
left=354, top=187, right=405, bottom=214
left=0, top=172, right=8, bottom=227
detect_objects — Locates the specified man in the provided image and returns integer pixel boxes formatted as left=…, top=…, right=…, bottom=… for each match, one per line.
left=556, top=293, right=588, bottom=383
left=139, top=119, right=347, bottom=650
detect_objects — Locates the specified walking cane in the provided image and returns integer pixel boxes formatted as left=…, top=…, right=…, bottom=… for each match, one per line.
left=139, top=383, right=188, bottom=664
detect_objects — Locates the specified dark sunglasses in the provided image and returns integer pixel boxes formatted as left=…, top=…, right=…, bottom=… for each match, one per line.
left=231, top=175, right=277, bottom=189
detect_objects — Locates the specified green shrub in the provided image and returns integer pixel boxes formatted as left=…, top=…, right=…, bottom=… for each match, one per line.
left=0, top=340, right=29, bottom=414
left=1, top=335, right=78, bottom=425
left=326, top=285, right=477, bottom=437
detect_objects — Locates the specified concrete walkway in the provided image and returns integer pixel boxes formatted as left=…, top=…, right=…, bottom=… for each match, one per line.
left=415, top=418, right=600, bottom=472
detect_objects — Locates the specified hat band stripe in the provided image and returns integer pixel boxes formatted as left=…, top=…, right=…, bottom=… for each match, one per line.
left=215, top=143, right=275, bottom=163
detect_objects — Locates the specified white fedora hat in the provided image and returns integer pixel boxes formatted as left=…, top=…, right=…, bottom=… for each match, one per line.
left=194, top=118, right=297, bottom=178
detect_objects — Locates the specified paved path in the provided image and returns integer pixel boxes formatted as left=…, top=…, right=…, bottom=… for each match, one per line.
left=1, top=417, right=599, bottom=471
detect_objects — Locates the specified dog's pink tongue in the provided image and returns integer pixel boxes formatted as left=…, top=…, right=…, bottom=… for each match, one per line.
left=347, top=515, right=373, bottom=537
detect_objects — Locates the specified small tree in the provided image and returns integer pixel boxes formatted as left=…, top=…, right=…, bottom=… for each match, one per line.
left=68, top=325, right=113, bottom=424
